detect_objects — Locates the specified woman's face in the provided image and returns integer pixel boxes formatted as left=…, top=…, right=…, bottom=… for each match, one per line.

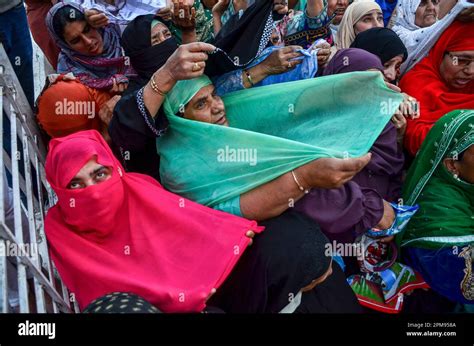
left=63, top=20, right=104, bottom=56
left=327, top=0, right=349, bottom=25
left=151, top=22, right=172, bottom=46
left=415, top=0, right=439, bottom=28
left=67, top=157, right=112, bottom=189
left=354, top=9, right=384, bottom=35
left=444, top=145, right=474, bottom=184
left=183, top=85, right=228, bottom=126
left=439, top=50, right=474, bottom=90
left=383, top=55, right=404, bottom=83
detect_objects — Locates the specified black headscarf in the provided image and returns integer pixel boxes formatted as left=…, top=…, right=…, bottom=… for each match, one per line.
left=205, top=0, right=275, bottom=77
left=350, top=27, right=408, bottom=65
left=121, top=14, right=179, bottom=90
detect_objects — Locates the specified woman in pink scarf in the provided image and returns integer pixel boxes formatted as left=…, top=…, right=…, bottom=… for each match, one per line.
left=44, top=130, right=361, bottom=313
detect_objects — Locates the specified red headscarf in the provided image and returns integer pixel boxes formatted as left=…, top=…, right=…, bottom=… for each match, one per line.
left=44, top=130, right=263, bottom=312
left=400, top=21, right=474, bottom=156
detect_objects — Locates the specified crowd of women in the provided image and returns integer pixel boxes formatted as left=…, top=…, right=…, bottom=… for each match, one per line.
left=17, top=0, right=474, bottom=313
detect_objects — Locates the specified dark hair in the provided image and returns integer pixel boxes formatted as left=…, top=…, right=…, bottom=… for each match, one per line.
left=52, top=5, right=86, bottom=41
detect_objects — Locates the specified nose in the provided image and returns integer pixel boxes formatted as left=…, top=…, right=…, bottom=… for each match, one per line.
left=384, top=66, right=397, bottom=82
left=83, top=35, right=93, bottom=47
left=84, top=179, right=95, bottom=187
left=157, top=30, right=166, bottom=43
left=426, top=0, right=436, bottom=10
left=211, top=97, right=224, bottom=113
left=465, top=62, right=474, bottom=75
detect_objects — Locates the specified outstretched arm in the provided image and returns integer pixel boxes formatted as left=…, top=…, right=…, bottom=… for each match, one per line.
left=240, top=154, right=372, bottom=220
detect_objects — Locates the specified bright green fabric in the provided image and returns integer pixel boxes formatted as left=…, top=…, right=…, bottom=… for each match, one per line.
left=214, top=196, right=242, bottom=217
left=157, top=71, right=403, bottom=208
left=398, top=110, right=474, bottom=249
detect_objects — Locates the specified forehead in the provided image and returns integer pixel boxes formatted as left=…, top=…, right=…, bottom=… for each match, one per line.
left=151, top=23, right=169, bottom=35
left=189, top=85, right=215, bottom=102
left=361, top=9, right=382, bottom=17
left=385, top=55, right=405, bottom=64
left=74, top=157, right=100, bottom=175
left=63, top=20, right=87, bottom=40
left=450, top=50, right=474, bottom=58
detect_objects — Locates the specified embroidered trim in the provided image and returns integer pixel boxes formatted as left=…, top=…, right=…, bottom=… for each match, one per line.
left=135, top=87, right=167, bottom=137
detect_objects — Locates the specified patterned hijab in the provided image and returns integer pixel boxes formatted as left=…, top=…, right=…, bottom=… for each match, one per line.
left=399, top=110, right=474, bottom=249
left=46, top=1, right=134, bottom=90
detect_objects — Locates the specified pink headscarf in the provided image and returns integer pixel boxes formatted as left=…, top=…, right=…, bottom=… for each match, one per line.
left=45, top=130, right=263, bottom=312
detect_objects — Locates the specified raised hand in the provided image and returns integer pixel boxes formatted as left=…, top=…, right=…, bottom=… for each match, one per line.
left=84, top=9, right=109, bottom=29
left=172, top=0, right=196, bottom=32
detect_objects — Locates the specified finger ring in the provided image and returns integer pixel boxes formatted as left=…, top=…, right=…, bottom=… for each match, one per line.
left=192, top=62, right=200, bottom=72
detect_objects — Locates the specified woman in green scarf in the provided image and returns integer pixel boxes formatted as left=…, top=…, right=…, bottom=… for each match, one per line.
left=398, top=109, right=474, bottom=307
left=156, top=72, right=401, bottom=227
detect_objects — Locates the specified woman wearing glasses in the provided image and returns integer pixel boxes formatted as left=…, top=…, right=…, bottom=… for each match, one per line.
left=399, top=20, right=474, bottom=157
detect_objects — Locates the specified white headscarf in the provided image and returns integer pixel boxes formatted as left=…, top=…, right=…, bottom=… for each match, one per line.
left=393, top=0, right=474, bottom=76
left=336, top=0, right=382, bottom=49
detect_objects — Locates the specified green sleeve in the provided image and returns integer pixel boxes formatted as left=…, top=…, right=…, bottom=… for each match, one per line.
left=213, top=196, right=243, bottom=217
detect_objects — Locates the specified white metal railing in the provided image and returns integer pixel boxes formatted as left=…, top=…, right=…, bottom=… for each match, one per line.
left=0, top=43, right=78, bottom=313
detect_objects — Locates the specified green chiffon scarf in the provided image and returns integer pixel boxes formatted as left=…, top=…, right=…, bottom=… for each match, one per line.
left=157, top=72, right=403, bottom=208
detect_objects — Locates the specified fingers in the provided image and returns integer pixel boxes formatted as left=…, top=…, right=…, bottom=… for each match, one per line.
left=173, top=0, right=179, bottom=18
left=111, top=78, right=118, bottom=93
left=317, top=48, right=331, bottom=56
left=340, top=153, right=371, bottom=172
left=118, top=83, right=127, bottom=93
left=246, top=230, right=255, bottom=247
left=385, top=81, right=401, bottom=93
left=185, top=42, right=216, bottom=53
left=91, top=14, right=109, bottom=27
left=187, top=51, right=209, bottom=62
left=85, top=9, right=109, bottom=27
left=110, top=95, right=121, bottom=103
left=187, top=61, right=205, bottom=71
left=329, top=154, right=371, bottom=186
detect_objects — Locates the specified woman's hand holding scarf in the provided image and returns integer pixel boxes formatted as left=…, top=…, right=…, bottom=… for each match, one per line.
left=373, top=200, right=396, bottom=233
left=261, top=46, right=304, bottom=75
left=297, top=153, right=372, bottom=189
left=162, top=42, right=216, bottom=82
left=312, top=41, right=331, bottom=68
left=385, top=82, right=420, bottom=143
left=143, top=42, right=216, bottom=117
left=110, top=77, right=128, bottom=94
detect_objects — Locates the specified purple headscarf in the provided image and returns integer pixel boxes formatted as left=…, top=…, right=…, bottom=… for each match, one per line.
left=322, top=48, right=384, bottom=76
left=46, top=1, right=134, bottom=90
